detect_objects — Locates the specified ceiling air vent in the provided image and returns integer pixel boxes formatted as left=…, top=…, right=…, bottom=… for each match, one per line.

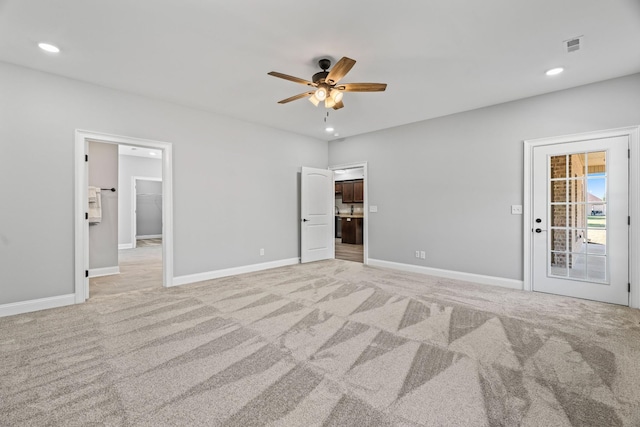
left=565, top=36, right=583, bottom=53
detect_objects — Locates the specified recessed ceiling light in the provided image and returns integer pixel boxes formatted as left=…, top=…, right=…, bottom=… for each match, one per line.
left=38, top=42, right=60, bottom=53
left=325, top=127, right=334, bottom=132
left=150, top=152, right=156, bottom=156
left=545, top=67, right=564, bottom=76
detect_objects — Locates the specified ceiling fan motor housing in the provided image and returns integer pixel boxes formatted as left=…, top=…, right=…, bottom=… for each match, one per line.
left=318, top=58, right=331, bottom=70
left=312, top=71, right=329, bottom=84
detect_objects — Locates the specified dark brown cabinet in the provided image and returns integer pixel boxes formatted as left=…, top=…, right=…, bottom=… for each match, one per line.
left=353, top=180, right=364, bottom=202
left=341, top=217, right=363, bottom=244
left=338, top=179, right=363, bottom=204
left=341, top=181, right=354, bottom=203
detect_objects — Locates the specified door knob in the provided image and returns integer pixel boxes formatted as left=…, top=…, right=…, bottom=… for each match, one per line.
left=535, top=228, right=543, bottom=233
left=535, top=218, right=542, bottom=223
left=302, top=218, right=309, bottom=222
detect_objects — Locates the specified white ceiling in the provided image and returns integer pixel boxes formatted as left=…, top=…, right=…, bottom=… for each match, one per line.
left=1, top=1, right=639, bottom=141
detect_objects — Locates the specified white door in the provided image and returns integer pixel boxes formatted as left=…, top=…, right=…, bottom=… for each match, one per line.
left=301, top=167, right=335, bottom=263
left=532, top=136, right=629, bottom=305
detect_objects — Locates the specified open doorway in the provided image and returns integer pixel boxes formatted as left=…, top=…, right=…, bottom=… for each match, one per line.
left=89, top=146, right=165, bottom=297
left=331, top=164, right=367, bottom=263
left=75, top=130, right=174, bottom=303
left=132, top=177, right=163, bottom=248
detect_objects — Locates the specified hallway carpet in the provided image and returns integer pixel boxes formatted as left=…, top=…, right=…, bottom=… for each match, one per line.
left=2, top=260, right=640, bottom=426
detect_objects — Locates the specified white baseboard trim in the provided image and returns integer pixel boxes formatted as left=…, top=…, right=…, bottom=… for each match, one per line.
left=367, top=259, right=523, bottom=290
left=0, top=294, right=76, bottom=318
left=118, top=243, right=133, bottom=250
left=89, top=266, right=120, bottom=278
left=137, top=234, right=162, bottom=240
left=171, top=258, right=300, bottom=287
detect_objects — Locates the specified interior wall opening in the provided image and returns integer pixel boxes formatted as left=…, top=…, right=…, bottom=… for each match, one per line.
left=87, top=142, right=165, bottom=298
left=333, top=166, right=365, bottom=263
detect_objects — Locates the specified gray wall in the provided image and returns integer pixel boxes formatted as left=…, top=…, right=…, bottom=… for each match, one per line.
left=136, top=180, right=162, bottom=237
left=88, top=141, right=118, bottom=269
left=329, top=73, right=640, bottom=281
left=118, top=155, right=162, bottom=245
left=0, top=61, right=327, bottom=305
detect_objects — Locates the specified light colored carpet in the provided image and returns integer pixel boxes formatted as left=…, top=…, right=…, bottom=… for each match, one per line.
left=2, top=260, right=640, bottom=426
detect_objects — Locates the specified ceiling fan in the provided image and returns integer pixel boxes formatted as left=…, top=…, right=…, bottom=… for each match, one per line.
left=268, top=57, right=387, bottom=110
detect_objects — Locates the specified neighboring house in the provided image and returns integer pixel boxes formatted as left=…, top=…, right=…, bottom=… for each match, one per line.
left=588, top=192, right=606, bottom=215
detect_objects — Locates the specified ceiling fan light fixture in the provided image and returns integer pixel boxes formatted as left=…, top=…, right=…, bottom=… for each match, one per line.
left=330, top=89, right=343, bottom=103
left=308, top=95, right=320, bottom=107
left=315, top=87, right=327, bottom=101
left=325, top=98, right=336, bottom=108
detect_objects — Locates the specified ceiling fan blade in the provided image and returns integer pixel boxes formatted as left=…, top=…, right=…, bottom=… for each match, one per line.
left=268, top=71, right=315, bottom=87
left=332, top=100, right=344, bottom=110
left=278, top=91, right=314, bottom=104
left=326, top=57, right=356, bottom=85
left=338, top=83, right=387, bottom=92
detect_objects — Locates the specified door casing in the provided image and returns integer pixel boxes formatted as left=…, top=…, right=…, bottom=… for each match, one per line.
left=75, top=130, right=174, bottom=303
left=524, top=126, right=640, bottom=309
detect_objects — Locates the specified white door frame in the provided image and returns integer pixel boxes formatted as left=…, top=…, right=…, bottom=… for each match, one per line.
left=329, top=161, right=369, bottom=265
left=132, top=176, right=163, bottom=248
left=75, top=130, right=174, bottom=303
left=523, top=126, right=640, bottom=308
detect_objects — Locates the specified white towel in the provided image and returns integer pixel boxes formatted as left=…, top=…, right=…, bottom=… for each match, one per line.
left=88, top=186, right=97, bottom=203
left=88, top=187, right=102, bottom=224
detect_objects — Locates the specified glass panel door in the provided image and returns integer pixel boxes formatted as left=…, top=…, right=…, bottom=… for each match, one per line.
left=548, top=151, right=607, bottom=283
left=532, top=135, right=628, bottom=305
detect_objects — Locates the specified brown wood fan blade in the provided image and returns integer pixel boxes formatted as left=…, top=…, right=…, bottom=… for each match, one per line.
left=338, top=83, right=387, bottom=92
left=268, top=71, right=315, bottom=87
left=332, top=100, right=344, bottom=110
left=326, top=57, right=356, bottom=85
left=278, top=91, right=314, bottom=104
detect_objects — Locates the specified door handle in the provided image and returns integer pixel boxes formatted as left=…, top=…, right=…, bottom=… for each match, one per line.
left=302, top=218, right=309, bottom=222
left=535, top=228, right=546, bottom=233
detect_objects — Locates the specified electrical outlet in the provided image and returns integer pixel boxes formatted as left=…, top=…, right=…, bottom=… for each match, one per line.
left=511, top=205, right=523, bottom=215
left=415, top=251, right=420, bottom=258
left=260, top=248, right=264, bottom=256
left=420, top=251, right=426, bottom=259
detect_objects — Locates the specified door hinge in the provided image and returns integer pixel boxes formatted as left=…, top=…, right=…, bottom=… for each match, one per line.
left=85, top=270, right=89, bottom=278
left=85, top=212, right=88, bottom=220
left=629, top=216, right=631, bottom=226
left=628, top=149, right=631, bottom=159
left=85, top=154, right=88, bottom=162
left=629, top=283, right=631, bottom=293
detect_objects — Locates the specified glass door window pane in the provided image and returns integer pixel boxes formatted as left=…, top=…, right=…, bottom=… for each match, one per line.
left=548, top=151, right=608, bottom=283
left=551, top=205, right=567, bottom=227
left=551, top=181, right=567, bottom=202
